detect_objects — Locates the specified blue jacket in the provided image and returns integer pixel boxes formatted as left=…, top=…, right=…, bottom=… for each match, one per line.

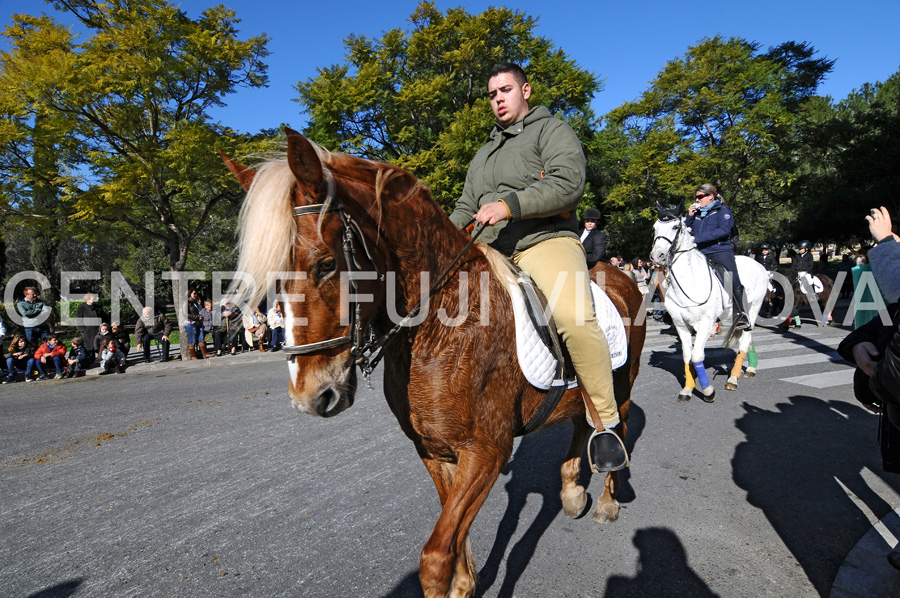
left=685, top=200, right=736, bottom=255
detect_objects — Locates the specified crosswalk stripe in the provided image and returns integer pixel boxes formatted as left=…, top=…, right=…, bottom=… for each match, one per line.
left=781, top=370, right=855, bottom=388
left=756, top=351, right=848, bottom=369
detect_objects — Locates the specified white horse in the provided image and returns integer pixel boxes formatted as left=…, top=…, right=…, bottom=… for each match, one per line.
left=649, top=216, right=769, bottom=402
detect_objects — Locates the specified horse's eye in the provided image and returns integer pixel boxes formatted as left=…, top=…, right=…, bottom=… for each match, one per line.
left=317, top=257, right=337, bottom=278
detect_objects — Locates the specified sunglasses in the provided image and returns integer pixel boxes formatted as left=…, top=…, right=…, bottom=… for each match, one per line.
left=695, top=193, right=709, bottom=199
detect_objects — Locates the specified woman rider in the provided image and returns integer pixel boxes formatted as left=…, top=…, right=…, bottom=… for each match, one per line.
left=684, top=184, right=751, bottom=330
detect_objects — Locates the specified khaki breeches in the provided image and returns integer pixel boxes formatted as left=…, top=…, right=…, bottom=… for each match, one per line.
left=513, top=236, right=619, bottom=426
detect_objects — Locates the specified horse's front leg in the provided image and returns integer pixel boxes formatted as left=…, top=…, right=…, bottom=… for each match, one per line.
left=419, top=446, right=504, bottom=598
left=672, top=320, right=697, bottom=402
left=687, top=320, right=716, bottom=403
left=560, top=417, right=590, bottom=519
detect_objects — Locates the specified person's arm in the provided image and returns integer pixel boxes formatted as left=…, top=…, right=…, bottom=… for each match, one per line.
left=449, top=151, right=486, bottom=228
left=502, top=120, right=586, bottom=221
left=691, top=208, right=734, bottom=244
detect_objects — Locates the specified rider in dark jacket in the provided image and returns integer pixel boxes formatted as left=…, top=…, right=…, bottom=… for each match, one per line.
left=756, top=244, right=777, bottom=271
left=579, top=207, right=607, bottom=269
left=684, top=184, right=750, bottom=330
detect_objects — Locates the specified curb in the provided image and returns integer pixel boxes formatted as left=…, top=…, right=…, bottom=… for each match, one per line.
left=831, top=508, right=900, bottom=598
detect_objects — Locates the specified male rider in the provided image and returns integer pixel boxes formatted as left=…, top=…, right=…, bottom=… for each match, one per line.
left=449, top=63, right=627, bottom=472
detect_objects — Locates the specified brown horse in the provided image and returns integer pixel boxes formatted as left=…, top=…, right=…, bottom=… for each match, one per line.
left=222, top=129, right=646, bottom=598
left=770, top=269, right=837, bottom=328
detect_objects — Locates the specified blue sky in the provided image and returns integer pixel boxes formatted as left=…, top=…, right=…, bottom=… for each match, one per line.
left=4, top=0, right=900, bottom=134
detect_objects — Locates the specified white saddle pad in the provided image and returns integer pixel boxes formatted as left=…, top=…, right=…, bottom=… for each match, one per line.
left=508, top=279, right=628, bottom=390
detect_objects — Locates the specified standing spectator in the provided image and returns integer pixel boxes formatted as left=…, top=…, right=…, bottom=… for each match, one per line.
left=267, top=302, right=286, bottom=351
left=243, top=306, right=268, bottom=352
left=817, top=249, right=830, bottom=274
left=200, top=300, right=223, bottom=357
left=184, top=288, right=204, bottom=360
left=75, top=292, right=106, bottom=363
left=3, top=335, right=34, bottom=383
left=98, top=338, right=125, bottom=374
left=0, top=313, right=6, bottom=377
left=33, top=336, right=67, bottom=380
left=110, top=322, right=131, bottom=359
left=135, top=306, right=172, bottom=363
left=609, top=256, right=621, bottom=268
left=93, top=323, right=113, bottom=356
left=64, top=337, right=91, bottom=378
left=17, top=286, right=51, bottom=343
left=631, top=257, right=650, bottom=297
left=196, top=299, right=214, bottom=359
left=579, top=208, right=607, bottom=269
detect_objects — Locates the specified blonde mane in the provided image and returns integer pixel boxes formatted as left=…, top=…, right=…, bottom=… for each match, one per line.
left=234, top=160, right=298, bottom=307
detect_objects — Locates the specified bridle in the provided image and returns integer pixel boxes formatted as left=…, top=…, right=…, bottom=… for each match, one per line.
left=280, top=167, right=486, bottom=381
left=653, top=217, right=714, bottom=306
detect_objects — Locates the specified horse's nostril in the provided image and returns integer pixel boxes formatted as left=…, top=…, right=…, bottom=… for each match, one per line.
left=315, top=388, right=339, bottom=416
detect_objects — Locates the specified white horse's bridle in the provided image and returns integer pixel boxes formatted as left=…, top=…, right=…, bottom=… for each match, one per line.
left=653, top=218, right=714, bottom=306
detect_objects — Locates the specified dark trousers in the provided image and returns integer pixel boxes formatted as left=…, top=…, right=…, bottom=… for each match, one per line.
left=702, top=249, right=743, bottom=294
left=142, top=333, right=170, bottom=361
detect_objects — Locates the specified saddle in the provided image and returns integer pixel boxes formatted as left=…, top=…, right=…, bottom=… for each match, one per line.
left=508, top=273, right=628, bottom=434
left=509, top=274, right=628, bottom=388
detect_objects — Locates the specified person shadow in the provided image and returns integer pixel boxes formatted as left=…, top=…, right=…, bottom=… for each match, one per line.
left=380, top=404, right=647, bottom=598
left=604, top=527, right=720, bottom=598
left=732, top=395, right=900, bottom=595
left=26, top=579, right=83, bottom=598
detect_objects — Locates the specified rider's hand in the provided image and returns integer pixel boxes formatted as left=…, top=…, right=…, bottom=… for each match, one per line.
left=866, top=206, right=898, bottom=243
left=474, top=201, right=510, bottom=226
left=852, top=341, right=880, bottom=377
left=688, top=203, right=699, bottom=216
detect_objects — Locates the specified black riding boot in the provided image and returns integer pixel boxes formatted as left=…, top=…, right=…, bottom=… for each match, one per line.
left=732, top=285, right=751, bottom=331
left=588, top=426, right=629, bottom=473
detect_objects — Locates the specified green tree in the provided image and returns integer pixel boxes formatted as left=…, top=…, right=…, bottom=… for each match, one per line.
left=604, top=36, right=833, bottom=256
left=295, top=1, right=601, bottom=210
left=0, top=0, right=271, bottom=352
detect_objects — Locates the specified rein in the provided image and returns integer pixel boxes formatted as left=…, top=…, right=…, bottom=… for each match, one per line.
left=281, top=173, right=486, bottom=381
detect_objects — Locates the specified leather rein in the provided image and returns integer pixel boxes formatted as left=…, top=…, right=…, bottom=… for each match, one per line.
left=280, top=170, right=485, bottom=381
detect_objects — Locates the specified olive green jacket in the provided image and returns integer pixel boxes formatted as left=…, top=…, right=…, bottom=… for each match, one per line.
left=449, top=106, right=586, bottom=256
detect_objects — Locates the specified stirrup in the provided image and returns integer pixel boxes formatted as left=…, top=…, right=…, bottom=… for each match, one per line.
left=734, top=312, right=751, bottom=331
left=588, top=428, right=630, bottom=473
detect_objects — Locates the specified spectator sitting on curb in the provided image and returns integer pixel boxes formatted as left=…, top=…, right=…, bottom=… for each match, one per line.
left=64, top=337, right=91, bottom=378
left=4, top=335, right=34, bottom=383
left=33, top=336, right=67, bottom=380
left=75, top=292, right=106, bottom=363
left=18, top=286, right=51, bottom=343
left=93, top=323, right=112, bottom=357
left=135, top=307, right=171, bottom=363
left=267, top=302, right=285, bottom=351
left=220, top=300, right=244, bottom=355
left=110, top=322, right=131, bottom=359
left=99, top=338, right=125, bottom=375
left=243, top=306, right=268, bottom=352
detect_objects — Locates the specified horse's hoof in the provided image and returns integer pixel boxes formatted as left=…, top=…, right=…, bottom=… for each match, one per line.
left=744, top=368, right=757, bottom=379
left=677, top=393, right=691, bottom=403
left=592, top=500, right=620, bottom=523
left=561, top=486, right=588, bottom=519
left=699, top=388, right=716, bottom=403
left=725, top=381, right=738, bottom=391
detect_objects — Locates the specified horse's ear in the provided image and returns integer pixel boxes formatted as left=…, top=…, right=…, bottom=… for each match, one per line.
left=218, top=150, right=255, bottom=191
left=285, top=127, right=326, bottom=198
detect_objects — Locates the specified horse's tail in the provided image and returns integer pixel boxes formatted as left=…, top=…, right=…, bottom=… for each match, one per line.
left=723, top=323, right=741, bottom=349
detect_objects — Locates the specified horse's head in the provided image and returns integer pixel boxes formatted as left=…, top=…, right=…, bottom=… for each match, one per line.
left=221, top=130, right=387, bottom=418
left=650, top=217, right=686, bottom=266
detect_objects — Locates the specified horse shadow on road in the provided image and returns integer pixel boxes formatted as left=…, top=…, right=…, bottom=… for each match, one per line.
left=732, top=395, right=900, bottom=596
left=381, top=404, right=651, bottom=598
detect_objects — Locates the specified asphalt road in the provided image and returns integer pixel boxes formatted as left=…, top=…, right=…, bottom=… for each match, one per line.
left=2, top=310, right=899, bottom=598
